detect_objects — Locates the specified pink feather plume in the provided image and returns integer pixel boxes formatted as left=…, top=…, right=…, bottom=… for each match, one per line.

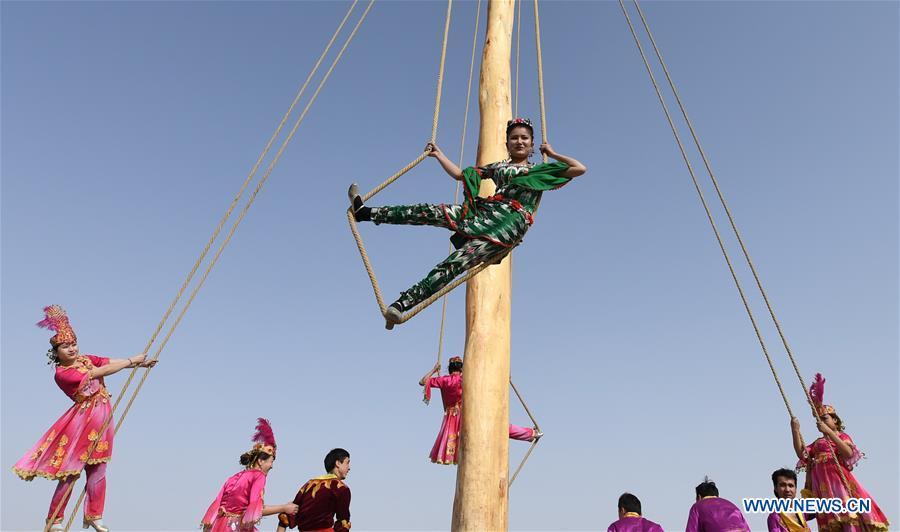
left=809, top=373, right=825, bottom=408
left=252, top=417, right=276, bottom=448
left=36, top=305, right=66, bottom=332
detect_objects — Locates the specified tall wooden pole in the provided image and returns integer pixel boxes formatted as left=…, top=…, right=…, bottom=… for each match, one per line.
left=451, top=1, right=514, bottom=530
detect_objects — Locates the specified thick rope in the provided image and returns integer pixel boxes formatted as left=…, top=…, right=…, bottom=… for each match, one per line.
left=57, top=3, right=373, bottom=529
left=347, top=152, right=429, bottom=314
left=532, top=0, right=548, bottom=163
left=431, top=0, right=454, bottom=143
left=618, top=0, right=792, bottom=417
left=529, top=0, right=547, bottom=219
left=436, top=0, right=481, bottom=366
left=508, top=2, right=549, bottom=487
left=620, top=0, right=853, bottom=495
left=631, top=0, right=821, bottom=416
left=514, top=0, right=522, bottom=118
left=347, top=0, right=459, bottom=323
left=509, top=378, right=542, bottom=487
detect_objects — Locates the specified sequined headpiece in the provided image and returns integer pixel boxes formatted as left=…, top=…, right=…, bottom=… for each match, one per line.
left=448, top=356, right=463, bottom=365
left=506, top=117, right=534, bottom=131
left=37, top=305, right=77, bottom=348
left=809, top=373, right=837, bottom=418
left=250, top=418, right=277, bottom=457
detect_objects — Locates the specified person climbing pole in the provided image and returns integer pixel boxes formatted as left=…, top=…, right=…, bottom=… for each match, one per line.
left=419, top=356, right=541, bottom=465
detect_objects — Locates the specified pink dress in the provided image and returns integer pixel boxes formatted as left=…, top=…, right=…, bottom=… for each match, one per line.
left=425, top=373, right=534, bottom=465
left=202, top=469, right=266, bottom=532
left=798, top=434, right=890, bottom=531
left=13, top=355, right=114, bottom=480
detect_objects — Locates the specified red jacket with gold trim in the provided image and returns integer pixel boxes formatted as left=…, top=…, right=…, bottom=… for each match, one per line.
left=278, top=474, right=351, bottom=532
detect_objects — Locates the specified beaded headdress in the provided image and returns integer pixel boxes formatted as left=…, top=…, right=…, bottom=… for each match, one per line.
left=250, top=418, right=277, bottom=457
left=37, top=305, right=77, bottom=347
left=448, top=356, right=463, bottom=365
left=506, top=117, right=534, bottom=130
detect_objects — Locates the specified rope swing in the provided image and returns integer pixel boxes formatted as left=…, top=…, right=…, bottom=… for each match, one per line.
left=51, top=3, right=374, bottom=529
left=348, top=0, right=552, bottom=328
left=618, top=0, right=854, bottom=495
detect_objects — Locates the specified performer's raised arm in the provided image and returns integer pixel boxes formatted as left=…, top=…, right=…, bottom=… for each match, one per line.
left=790, top=417, right=806, bottom=461
left=539, top=143, right=586, bottom=178
left=426, top=142, right=463, bottom=180
left=419, top=361, right=441, bottom=386
left=88, top=354, right=156, bottom=379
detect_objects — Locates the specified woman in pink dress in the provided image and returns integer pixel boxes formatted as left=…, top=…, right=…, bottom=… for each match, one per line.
left=419, top=356, right=541, bottom=465
left=790, top=373, right=890, bottom=531
left=12, top=305, right=156, bottom=532
left=202, top=418, right=299, bottom=532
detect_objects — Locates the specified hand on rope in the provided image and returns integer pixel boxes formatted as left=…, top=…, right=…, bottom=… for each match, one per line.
left=538, top=142, right=557, bottom=160
left=126, top=353, right=157, bottom=369
left=425, top=142, right=464, bottom=180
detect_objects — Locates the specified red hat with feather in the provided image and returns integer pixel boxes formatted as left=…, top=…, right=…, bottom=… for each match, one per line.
left=250, top=418, right=277, bottom=457
left=37, top=305, right=77, bottom=347
left=809, top=373, right=837, bottom=417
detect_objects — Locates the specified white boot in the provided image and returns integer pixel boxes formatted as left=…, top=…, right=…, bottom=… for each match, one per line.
left=83, top=519, right=109, bottom=532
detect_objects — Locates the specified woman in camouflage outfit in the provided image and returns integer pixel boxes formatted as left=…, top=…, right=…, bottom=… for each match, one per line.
left=349, top=118, right=587, bottom=329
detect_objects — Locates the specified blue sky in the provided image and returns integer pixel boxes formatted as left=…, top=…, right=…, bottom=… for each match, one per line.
left=2, top=1, right=897, bottom=530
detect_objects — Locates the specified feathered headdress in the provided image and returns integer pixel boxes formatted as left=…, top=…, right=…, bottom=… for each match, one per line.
left=37, top=305, right=77, bottom=347
left=809, top=373, right=836, bottom=417
left=250, top=417, right=276, bottom=456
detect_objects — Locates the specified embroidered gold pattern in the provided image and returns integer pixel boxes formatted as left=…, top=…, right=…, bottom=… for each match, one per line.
left=48, top=435, right=69, bottom=469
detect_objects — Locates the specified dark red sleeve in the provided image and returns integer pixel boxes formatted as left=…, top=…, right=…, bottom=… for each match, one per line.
left=277, top=487, right=305, bottom=529
left=334, top=485, right=351, bottom=532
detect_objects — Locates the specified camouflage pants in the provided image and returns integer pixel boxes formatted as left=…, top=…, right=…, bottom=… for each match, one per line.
left=371, top=203, right=512, bottom=311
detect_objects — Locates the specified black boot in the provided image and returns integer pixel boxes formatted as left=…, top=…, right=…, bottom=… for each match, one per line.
left=348, top=184, right=371, bottom=222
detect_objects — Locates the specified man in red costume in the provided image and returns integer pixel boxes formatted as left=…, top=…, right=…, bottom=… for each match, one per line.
left=277, top=448, right=351, bottom=532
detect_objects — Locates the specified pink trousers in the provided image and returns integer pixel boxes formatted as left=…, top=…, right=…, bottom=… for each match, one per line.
left=47, top=463, right=106, bottom=523
left=508, top=424, right=535, bottom=441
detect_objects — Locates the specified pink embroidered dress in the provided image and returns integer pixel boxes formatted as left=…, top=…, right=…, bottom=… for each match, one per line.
left=425, top=373, right=535, bottom=465
left=797, top=434, right=889, bottom=531
left=13, top=355, right=114, bottom=481
left=202, top=468, right=267, bottom=532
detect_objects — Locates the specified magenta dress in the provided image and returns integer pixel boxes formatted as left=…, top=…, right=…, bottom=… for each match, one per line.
left=13, top=355, right=114, bottom=480
left=202, top=469, right=266, bottom=531
left=425, top=373, right=535, bottom=465
left=798, top=434, right=890, bottom=531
